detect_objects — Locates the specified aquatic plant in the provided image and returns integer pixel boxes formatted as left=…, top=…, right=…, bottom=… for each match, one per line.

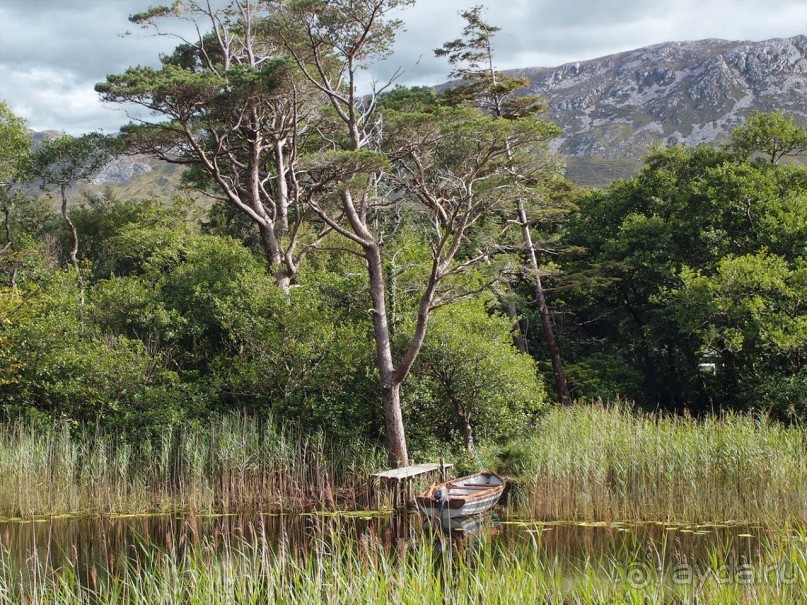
left=0, top=415, right=385, bottom=517
left=0, top=405, right=803, bottom=523
left=494, top=403, right=806, bottom=523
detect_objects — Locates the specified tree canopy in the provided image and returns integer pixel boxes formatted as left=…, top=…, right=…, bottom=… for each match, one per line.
left=560, top=132, right=806, bottom=418
left=0, top=101, right=29, bottom=184
left=2, top=3, right=805, bottom=471
left=731, top=111, right=807, bottom=164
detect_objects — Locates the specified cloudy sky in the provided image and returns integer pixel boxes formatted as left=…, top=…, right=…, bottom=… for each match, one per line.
left=2, top=0, right=806, bottom=135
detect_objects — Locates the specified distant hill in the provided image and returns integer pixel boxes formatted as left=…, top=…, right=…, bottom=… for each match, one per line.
left=508, top=35, right=807, bottom=185
left=90, top=155, right=190, bottom=203
left=26, top=129, right=191, bottom=206
left=32, top=35, right=807, bottom=196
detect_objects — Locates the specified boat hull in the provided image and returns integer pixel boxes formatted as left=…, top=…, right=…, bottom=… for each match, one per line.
left=416, top=471, right=504, bottom=520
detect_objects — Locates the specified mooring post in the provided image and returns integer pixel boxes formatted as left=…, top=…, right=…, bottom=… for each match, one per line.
left=439, top=456, right=446, bottom=482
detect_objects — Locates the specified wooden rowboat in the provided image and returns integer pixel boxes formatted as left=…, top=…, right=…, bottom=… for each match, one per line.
left=415, top=471, right=505, bottom=521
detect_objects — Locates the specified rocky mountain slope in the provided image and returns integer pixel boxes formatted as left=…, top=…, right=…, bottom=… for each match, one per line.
left=91, top=156, right=152, bottom=185
left=510, top=35, right=807, bottom=184
left=26, top=129, right=186, bottom=204
left=31, top=36, right=807, bottom=195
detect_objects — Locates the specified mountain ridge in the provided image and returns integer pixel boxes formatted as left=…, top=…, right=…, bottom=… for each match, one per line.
left=28, top=35, right=807, bottom=195
left=506, top=35, right=807, bottom=184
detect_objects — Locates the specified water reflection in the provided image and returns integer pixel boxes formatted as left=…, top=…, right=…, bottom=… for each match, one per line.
left=0, top=510, right=786, bottom=592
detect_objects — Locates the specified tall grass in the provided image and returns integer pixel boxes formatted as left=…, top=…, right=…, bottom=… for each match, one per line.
left=0, top=415, right=385, bottom=517
left=0, top=520, right=803, bottom=604
left=0, top=405, right=804, bottom=522
left=494, top=404, right=806, bottom=523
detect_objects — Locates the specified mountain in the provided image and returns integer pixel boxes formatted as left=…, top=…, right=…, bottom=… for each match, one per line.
left=91, top=155, right=152, bottom=185
left=89, top=155, right=191, bottom=203
left=31, top=36, right=807, bottom=197
left=508, top=35, right=807, bottom=185
left=26, top=130, right=187, bottom=205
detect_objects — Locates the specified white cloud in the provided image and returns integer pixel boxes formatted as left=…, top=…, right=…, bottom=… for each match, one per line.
left=1, top=67, right=132, bottom=134
left=1, top=0, right=806, bottom=133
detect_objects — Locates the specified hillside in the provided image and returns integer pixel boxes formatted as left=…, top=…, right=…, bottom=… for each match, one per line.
left=510, top=35, right=807, bottom=185
left=31, top=36, right=807, bottom=194
left=26, top=129, right=192, bottom=206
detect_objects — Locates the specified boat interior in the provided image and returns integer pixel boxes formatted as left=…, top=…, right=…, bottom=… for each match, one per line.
left=443, top=473, right=503, bottom=496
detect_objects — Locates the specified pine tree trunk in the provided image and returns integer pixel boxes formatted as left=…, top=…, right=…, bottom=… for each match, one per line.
left=61, top=185, right=84, bottom=307
left=454, top=399, right=474, bottom=452
left=257, top=222, right=291, bottom=292
left=503, top=294, right=528, bottom=353
left=533, top=271, right=571, bottom=404
left=2, top=204, right=18, bottom=297
left=381, top=382, right=408, bottom=467
left=518, top=199, right=570, bottom=404
left=366, top=241, right=409, bottom=467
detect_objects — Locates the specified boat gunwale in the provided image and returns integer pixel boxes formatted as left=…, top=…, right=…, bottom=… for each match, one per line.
left=416, top=471, right=505, bottom=511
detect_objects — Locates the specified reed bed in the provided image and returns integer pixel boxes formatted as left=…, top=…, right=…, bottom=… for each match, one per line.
left=0, top=415, right=385, bottom=518
left=0, top=520, right=803, bottom=604
left=0, top=405, right=804, bottom=522
left=495, top=404, right=806, bottom=523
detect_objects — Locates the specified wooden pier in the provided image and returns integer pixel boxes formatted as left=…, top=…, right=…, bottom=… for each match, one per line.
left=371, top=462, right=453, bottom=510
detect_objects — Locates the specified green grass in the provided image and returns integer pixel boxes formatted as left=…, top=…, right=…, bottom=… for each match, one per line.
left=492, top=404, right=806, bottom=524
left=0, top=522, right=803, bottom=604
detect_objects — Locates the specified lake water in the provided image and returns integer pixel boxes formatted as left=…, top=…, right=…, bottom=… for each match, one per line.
left=1, top=510, right=796, bottom=593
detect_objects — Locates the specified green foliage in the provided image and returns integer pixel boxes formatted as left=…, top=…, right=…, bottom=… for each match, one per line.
left=434, top=5, right=546, bottom=119
left=746, top=372, right=807, bottom=421
left=565, top=353, right=643, bottom=401
left=670, top=253, right=806, bottom=417
left=0, top=101, right=29, bottom=183
left=0, top=191, right=57, bottom=288
left=85, top=219, right=378, bottom=438
left=377, top=85, right=438, bottom=112
left=0, top=273, right=181, bottom=428
left=562, top=134, right=807, bottom=415
left=68, top=190, right=183, bottom=279
left=730, top=111, right=807, bottom=164
left=404, top=299, right=547, bottom=447
left=129, top=3, right=180, bottom=25
left=203, top=198, right=265, bottom=253
left=25, top=133, right=123, bottom=193
left=97, top=64, right=225, bottom=115
left=1, top=191, right=55, bottom=245
left=278, top=0, right=415, bottom=66
left=2, top=182, right=559, bottom=445
left=299, top=149, right=391, bottom=190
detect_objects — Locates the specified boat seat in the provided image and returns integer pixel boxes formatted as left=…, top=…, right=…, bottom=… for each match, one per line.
left=447, top=483, right=492, bottom=490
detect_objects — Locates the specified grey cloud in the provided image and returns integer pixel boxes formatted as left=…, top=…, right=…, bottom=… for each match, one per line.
left=2, top=0, right=806, bottom=133
left=513, top=0, right=674, bottom=29
left=383, top=0, right=807, bottom=88
left=0, top=0, right=189, bottom=132
left=1, top=2, right=174, bottom=75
